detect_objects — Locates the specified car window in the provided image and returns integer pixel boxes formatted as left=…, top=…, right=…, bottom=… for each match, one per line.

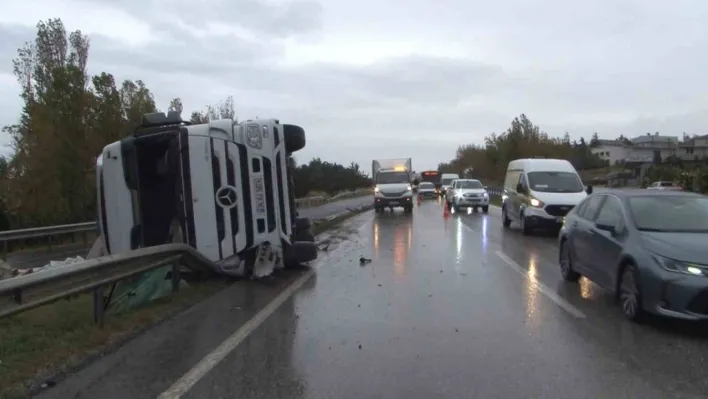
left=578, top=195, right=604, bottom=221
left=594, top=196, right=625, bottom=233
left=659, top=182, right=675, bottom=187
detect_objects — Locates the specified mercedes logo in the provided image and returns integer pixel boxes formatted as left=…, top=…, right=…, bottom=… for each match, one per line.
left=215, top=185, right=238, bottom=209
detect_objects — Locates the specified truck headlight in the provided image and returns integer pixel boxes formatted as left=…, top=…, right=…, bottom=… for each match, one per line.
left=246, top=125, right=262, bottom=149
left=530, top=198, right=543, bottom=207
left=374, top=186, right=380, bottom=193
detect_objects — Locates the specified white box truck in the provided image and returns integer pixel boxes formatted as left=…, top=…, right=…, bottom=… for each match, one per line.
left=372, top=158, right=414, bottom=213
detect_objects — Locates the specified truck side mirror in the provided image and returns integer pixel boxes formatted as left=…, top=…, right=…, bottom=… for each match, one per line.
left=586, top=185, right=593, bottom=195
left=516, top=183, right=525, bottom=193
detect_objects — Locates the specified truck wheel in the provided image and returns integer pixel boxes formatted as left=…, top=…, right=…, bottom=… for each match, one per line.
left=295, top=229, right=315, bottom=242
left=283, top=124, right=306, bottom=153
left=284, top=241, right=318, bottom=269
left=295, top=217, right=311, bottom=232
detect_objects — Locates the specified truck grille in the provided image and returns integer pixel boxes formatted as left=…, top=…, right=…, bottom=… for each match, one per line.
left=545, top=205, right=574, bottom=217
left=383, top=191, right=406, bottom=198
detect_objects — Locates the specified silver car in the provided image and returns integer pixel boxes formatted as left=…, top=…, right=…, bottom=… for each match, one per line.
left=445, top=179, right=490, bottom=213
left=647, top=181, right=683, bottom=191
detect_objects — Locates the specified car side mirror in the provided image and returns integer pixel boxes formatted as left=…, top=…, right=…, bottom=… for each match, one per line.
left=595, top=222, right=615, bottom=235
left=586, top=185, right=593, bottom=195
left=484, top=185, right=488, bottom=189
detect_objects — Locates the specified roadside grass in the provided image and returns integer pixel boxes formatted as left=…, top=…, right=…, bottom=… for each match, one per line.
left=0, top=205, right=371, bottom=399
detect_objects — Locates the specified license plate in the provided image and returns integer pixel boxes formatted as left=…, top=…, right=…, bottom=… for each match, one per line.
left=389, top=201, right=399, bottom=205
left=252, top=177, right=266, bottom=215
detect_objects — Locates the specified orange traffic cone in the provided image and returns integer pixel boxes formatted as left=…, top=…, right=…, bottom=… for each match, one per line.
left=417, top=194, right=422, bottom=206
left=443, top=201, right=450, bottom=218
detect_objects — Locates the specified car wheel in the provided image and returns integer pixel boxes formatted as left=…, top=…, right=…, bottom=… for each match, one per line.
left=559, top=240, right=580, bottom=282
left=619, top=264, right=645, bottom=322
left=502, top=206, right=511, bottom=227
left=482, top=206, right=489, bottom=213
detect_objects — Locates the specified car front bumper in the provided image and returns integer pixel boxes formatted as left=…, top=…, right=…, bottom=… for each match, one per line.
left=374, top=195, right=413, bottom=208
left=452, top=196, right=490, bottom=207
left=640, top=266, right=708, bottom=321
left=522, top=206, right=565, bottom=228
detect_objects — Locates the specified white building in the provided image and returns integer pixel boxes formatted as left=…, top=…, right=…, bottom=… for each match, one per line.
left=590, top=139, right=628, bottom=166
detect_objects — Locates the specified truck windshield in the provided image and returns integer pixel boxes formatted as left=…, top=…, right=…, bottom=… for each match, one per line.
left=377, top=172, right=410, bottom=184
left=442, top=178, right=455, bottom=185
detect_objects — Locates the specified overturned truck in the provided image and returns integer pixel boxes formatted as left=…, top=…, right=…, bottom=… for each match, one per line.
left=95, top=111, right=317, bottom=279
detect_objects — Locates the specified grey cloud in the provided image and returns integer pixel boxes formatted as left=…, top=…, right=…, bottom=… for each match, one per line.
left=97, top=0, right=322, bottom=39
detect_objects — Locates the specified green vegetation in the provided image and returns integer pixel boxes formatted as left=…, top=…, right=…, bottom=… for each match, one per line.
left=438, top=114, right=606, bottom=184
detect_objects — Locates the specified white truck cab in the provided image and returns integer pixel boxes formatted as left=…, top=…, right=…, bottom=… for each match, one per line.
left=501, top=158, right=589, bottom=235
left=96, top=111, right=317, bottom=278
left=440, top=173, right=460, bottom=196
left=372, top=158, right=414, bottom=213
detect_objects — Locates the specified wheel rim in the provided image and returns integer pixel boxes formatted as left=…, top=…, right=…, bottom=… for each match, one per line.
left=560, top=244, right=571, bottom=276
left=620, top=269, right=639, bottom=318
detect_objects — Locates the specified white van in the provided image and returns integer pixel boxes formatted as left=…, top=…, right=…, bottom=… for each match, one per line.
left=501, top=158, right=589, bottom=235
left=96, top=112, right=317, bottom=278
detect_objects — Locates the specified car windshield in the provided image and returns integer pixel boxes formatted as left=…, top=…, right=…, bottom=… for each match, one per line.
left=419, top=182, right=434, bottom=189
left=527, top=171, right=583, bottom=193
left=456, top=180, right=483, bottom=189
left=659, top=182, right=676, bottom=187
left=376, top=172, right=410, bottom=184
left=442, top=178, right=456, bottom=185
left=628, top=195, right=708, bottom=232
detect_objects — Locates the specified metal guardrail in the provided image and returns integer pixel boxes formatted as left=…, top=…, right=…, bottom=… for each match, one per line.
left=0, top=192, right=374, bottom=257
left=0, top=243, right=215, bottom=327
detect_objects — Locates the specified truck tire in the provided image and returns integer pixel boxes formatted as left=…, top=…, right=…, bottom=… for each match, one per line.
left=284, top=241, right=318, bottom=269
left=284, top=124, right=306, bottom=153
left=295, top=217, right=311, bottom=232
left=295, top=229, right=315, bottom=242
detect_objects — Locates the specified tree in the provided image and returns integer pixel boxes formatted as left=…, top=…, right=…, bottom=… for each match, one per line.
left=168, top=97, right=183, bottom=114
left=590, top=132, right=600, bottom=147
left=438, top=114, right=606, bottom=184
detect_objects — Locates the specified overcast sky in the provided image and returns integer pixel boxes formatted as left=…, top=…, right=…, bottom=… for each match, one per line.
left=1, top=0, right=708, bottom=171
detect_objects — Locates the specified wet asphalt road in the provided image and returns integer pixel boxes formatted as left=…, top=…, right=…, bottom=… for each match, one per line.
left=37, top=198, right=708, bottom=399
left=3, top=195, right=373, bottom=270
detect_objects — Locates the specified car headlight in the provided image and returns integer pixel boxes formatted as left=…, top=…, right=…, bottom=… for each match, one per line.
left=246, top=125, right=263, bottom=149
left=652, top=254, right=705, bottom=276
left=483, top=192, right=489, bottom=198
left=530, top=198, right=543, bottom=207
left=407, top=185, right=412, bottom=191
left=374, top=186, right=380, bottom=193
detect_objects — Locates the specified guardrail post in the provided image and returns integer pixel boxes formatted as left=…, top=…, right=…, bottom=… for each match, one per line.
left=171, top=261, right=181, bottom=293
left=93, top=285, right=106, bottom=328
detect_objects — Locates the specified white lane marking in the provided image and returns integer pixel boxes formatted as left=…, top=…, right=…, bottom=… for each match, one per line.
left=494, top=250, right=586, bottom=319
left=158, top=211, right=375, bottom=399
left=157, top=268, right=315, bottom=399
